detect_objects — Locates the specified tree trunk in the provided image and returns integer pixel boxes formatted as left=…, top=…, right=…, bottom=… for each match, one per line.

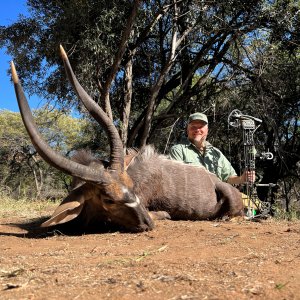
left=121, top=56, right=133, bottom=147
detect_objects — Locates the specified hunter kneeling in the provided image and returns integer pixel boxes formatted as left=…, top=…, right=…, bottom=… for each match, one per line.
left=169, top=112, right=259, bottom=212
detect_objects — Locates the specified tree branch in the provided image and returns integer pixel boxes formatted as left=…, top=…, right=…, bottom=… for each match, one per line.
left=101, top=0, right=142, bottom=120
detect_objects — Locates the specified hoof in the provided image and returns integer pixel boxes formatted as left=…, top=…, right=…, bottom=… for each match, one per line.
left=149, top=211, right=171, bottom=220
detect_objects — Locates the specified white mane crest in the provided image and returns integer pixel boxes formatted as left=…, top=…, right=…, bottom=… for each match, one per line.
left=128, top=145, right=216, bottom=178
left=139, top=145, right=159, bottom=159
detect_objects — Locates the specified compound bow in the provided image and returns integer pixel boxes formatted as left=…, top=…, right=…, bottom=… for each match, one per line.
left=228, top=109, right=275, bottom=219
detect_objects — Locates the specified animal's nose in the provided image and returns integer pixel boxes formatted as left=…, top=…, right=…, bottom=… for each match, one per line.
left=142, top=216, right=155, bottom=231
left=135, top=216, right=154, bottom=232
left=136, top=223, right=154, bottom=232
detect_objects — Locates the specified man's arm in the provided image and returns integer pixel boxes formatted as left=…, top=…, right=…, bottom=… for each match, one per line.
left=169, top=145, right=184, bottom=161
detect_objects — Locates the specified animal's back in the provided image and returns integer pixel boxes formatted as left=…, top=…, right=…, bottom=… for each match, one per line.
left=127, top=146, right=228, bottom=220
left=153, top=160, right=221, bottom=219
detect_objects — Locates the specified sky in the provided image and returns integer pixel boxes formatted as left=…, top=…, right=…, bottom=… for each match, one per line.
left=0, top=1, right=41, bottom=112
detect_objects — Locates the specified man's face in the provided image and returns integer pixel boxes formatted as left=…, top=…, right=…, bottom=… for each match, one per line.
left=187, top=120, right=208, bottom=144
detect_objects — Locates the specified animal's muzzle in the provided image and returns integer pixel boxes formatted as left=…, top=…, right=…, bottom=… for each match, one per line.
left=134, top=209, right=155, bottom=232
left=131, top=205, right=155, bottom=232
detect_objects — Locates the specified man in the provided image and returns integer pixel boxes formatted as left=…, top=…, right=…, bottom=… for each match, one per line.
left=169, top=112, right=254, bottom=185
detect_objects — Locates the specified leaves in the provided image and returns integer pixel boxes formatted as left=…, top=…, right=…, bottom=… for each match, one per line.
left=0, top=109, right=92, bottom=199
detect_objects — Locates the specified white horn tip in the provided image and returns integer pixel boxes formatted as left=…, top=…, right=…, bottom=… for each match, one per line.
left=60, top=44, right=68, bottom=60
left=10, top=61, right=19, bottom=84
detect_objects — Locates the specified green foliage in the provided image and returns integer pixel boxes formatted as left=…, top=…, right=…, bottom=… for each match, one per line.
left=0, top=0, right=131, bottom=105
left=0, top=109, right=93, bottom=199
left=0, top=1, right=299, bottom=208
left=3, top=1, right=296, bottom=127
left=273, top=202, right=300, bottom=221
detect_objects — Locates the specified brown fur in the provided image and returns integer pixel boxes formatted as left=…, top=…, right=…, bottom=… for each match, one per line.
left=14, top=47, right=242, bottom=233
left=126, top=145, right=243, bottom=220
left=76, top=145, right=244, bottom=221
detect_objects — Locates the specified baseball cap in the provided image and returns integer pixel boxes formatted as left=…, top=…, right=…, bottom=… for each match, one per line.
left=188, top=112, right=208, bottom=124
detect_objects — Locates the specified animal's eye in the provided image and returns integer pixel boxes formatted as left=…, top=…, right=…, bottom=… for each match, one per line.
left=103, top=198, right=115, bottom=205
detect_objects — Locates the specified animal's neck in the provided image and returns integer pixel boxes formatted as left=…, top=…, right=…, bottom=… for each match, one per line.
left=127, top=155, right=163, bottom=203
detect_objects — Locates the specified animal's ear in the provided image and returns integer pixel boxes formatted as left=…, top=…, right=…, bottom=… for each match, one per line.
left=41, top=186, right=86, bottom=227
left=124, top=155, right=135, bottom=170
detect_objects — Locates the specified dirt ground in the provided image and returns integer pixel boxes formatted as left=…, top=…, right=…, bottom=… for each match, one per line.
left=0, top=211, right=299, bottom=300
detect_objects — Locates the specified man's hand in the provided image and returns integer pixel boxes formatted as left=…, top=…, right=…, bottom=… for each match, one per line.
left=227, top=170, right=256, bottom=185
left=241, top=170, right=255, bottom=184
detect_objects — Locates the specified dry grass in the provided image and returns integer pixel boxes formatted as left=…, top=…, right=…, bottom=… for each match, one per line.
left=0, top=195, right=58, bottom=219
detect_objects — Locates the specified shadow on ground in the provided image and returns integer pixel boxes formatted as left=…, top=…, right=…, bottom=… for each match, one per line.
left=0, top=216, right=133, bottom=239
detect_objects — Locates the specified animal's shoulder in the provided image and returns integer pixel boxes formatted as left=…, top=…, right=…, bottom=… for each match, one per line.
left=164, top=157, right=221, bottom=182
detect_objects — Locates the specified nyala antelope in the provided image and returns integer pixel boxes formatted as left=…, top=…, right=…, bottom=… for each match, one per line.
left=10, top=46, right=243, bottom=233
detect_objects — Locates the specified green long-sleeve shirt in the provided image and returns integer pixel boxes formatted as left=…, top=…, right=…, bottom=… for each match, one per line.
left=169, top=139, right=237, bottom=182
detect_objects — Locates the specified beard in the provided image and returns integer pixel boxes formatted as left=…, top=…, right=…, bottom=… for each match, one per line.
left=190, top=135, right=207, bottom=148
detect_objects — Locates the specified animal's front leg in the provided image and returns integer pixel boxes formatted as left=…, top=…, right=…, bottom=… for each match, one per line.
left=149, top=211, right=171, bottom=220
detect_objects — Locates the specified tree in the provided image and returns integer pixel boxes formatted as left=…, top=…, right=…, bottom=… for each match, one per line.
left=0, top=109, right=92, bottom=199
left=1, top=0, right=299, bottom=208
left=2, top=0, right=295, bottom=146
left=233, top=46, right=300, bottom=207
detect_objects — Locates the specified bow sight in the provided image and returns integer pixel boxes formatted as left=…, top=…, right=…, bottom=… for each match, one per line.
left=228, top=109, right=275, bottom=219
